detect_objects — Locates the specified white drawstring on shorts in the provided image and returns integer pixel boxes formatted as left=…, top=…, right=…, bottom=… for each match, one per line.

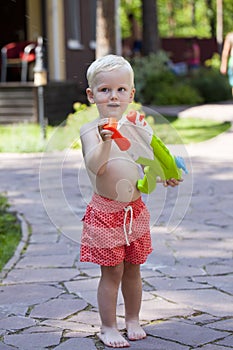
left=123, top=205, right=133, bottom=246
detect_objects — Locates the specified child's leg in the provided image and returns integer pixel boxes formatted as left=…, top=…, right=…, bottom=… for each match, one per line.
left=121, top=262, right=146, bottom=340
left=97, top=262, right=130, bottom=348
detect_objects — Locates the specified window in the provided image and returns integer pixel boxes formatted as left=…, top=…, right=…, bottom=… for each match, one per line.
left=67, top=0, right=84, bottom=50
left=89, top=0, right=97, bottom=50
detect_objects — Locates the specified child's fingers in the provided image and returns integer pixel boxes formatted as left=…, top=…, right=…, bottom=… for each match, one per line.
left=98, top=119, right=110, bottom=134
left=99, top=129, right=113, bottom=141
left=163, top=178, right=183, bottom=187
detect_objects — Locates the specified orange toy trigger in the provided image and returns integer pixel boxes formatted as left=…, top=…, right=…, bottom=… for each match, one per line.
left=103, top=118, right=131, bottom=151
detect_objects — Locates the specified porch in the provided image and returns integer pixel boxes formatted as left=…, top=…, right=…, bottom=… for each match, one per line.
left=0, top=81, right=86, bottom=125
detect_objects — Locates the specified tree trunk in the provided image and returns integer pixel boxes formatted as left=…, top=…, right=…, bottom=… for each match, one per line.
left=142, top=0, right=160, bottom=55
left=96, top=0, right=121, bottom=58
left=216, top=0, right=223, bottom=53
left=206, top=0, right=215, bottom=37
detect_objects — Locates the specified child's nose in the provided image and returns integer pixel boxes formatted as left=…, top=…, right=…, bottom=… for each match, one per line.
left=110, top=90, right=118, bottom=99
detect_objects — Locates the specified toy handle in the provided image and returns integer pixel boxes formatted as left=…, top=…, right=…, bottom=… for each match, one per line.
left=137, top=166, right=157, bottom=193
left=103, top=118, right=131, bottom=151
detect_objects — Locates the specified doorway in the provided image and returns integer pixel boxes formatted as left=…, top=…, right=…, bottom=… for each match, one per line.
left=0, top=0, right=27, bottom=48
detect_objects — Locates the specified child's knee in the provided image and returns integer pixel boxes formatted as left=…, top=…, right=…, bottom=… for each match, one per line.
left=123, top=261, right=141, bottom=278
left=101, top=263, right=124, bottom=281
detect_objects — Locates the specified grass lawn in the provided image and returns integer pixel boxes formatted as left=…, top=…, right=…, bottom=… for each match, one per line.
left=152, top=117, right=231, bottom=144
left=0, top=115, right=231, bottom=153
left=0, top=195, right=21, bottom=271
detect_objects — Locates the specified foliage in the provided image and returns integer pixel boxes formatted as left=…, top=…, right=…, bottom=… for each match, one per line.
left=131, top=51, right=171, bottom=102
left=120, top=0, right=233, bottom=39
left=188, top=67, right=232, bottom=103
left=157, top=0, right=213, bottom=38
left=190, top=53, right=231, bottom=103
left=0, top=195, right=21, bottom=271
left=120, top=0, right=142, bottom=39
left=205, top=52, right=221, bottom=70
left=222, top=0, right=233, bottom=36
left=131, top=52, right=203, bottom=105
left=131, top=51, right=232, bottom=105
left=147, top=82, right=203, bottom=105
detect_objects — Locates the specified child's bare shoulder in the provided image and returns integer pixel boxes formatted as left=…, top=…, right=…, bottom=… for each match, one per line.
left=80, top=119, right=98, bottom=137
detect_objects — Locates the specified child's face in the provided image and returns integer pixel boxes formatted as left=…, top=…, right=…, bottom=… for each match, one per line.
left=86, top=67, right=135, bottom=119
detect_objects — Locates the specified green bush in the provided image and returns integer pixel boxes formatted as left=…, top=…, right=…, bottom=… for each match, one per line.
left=188, top=67, right=232, bottom=103
left=205, top=52, right=221, bottom=70
left=131, top=52, right=203, bottom=105
left=131, top=51, right=171, bottom=103
left=151, top=83, right=203, bottom=105
left=131, top=52, right=232, bottom=105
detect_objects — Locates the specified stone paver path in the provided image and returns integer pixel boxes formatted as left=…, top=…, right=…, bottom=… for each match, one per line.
left=0, top=103, right=233, bottom=349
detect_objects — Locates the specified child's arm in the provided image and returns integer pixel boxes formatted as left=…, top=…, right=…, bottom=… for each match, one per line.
left=220, top=34, right=231, bottom=74
left=80, top=121, right=113, bottom=175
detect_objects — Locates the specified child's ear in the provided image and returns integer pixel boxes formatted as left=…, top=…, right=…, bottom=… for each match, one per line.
left=86, top=88, right=95, bottom=104
left=130, top=88, right=136, bottom=101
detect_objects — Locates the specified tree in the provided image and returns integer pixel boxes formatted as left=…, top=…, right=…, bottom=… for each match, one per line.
left=216, top=0, right=223, bottom=52
left=142, top=0, right=160, bottom=55
left=158, top=0, right=215, bottom=38
left=96, top=0, right=121, bottom=58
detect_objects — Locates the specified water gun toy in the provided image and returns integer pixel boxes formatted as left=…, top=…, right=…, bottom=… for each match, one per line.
left=103, top=118, right=131, bottom=151
left=124, top=110, right=188, bottom=194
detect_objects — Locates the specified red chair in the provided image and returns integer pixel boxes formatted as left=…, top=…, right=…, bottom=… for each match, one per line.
left=1, top=41, right=36, bottom=82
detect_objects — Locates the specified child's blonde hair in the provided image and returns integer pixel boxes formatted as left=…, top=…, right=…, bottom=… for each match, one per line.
left=87, top=54, right=134, bottom=88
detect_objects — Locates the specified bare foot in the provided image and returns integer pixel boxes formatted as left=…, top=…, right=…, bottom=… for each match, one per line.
left=98, top=326, right=130, bottom=348
left=126, top=321, right=147, bottom=341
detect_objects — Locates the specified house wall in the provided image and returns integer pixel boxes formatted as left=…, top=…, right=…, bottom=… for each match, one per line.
left=161, top=38, right=218, bottom=64
left=26, top=0, right=42, bottom=41
left=63, top=0, right=95, bottom=94
left=41, top=0, right=96, bottom=90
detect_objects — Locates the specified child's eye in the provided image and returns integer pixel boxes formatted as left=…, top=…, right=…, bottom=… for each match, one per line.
left=118, top=87, right=126, bottom=92
left=101, top=87, right=109, bottom=92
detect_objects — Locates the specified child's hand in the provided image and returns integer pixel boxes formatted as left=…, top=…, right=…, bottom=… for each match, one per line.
left=163, top=178, right=183, bottom=187
left=98, top=119, right=113, bottom=141
left=99, top=118, right=131, bottom=151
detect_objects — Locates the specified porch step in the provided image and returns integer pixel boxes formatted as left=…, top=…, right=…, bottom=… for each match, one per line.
left=0, top=81, right=85, bottom=125
left=0, top=83, right=36, bottom=123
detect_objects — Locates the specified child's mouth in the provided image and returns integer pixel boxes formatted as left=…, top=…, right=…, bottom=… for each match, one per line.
left=108, top=104, right=120, bottom=108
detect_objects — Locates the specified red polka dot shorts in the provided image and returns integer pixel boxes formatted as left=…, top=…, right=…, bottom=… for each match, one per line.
left=80, top=193, right=153, bottom=266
